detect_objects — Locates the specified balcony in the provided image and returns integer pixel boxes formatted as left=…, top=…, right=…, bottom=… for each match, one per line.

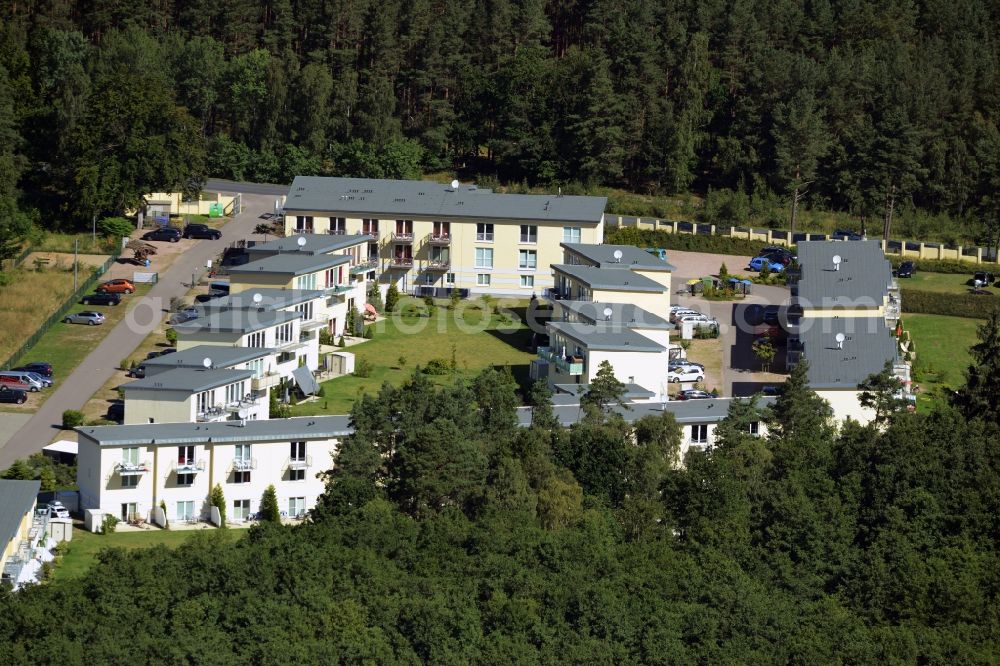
left=326, top=228, right=347, bottom=235
left=226, top=395, right=262, bottom=413
left=117, top=460, right=150, bottom=475
left=325, top=284, right=353, bottom=296
left=390, top=256, right=414, bottom=269
left=293, top=227, right=315, bottom=235
left=426, top=232, right=451, bottom=246
left=350, top=259, right=378, bottom=275
left=537, top=346, right=585, bottom=376
left=233, top=458, right=257, bottom=472
left=173, top=459, right=206, bottom=474
left=424, top=259, right=450, bottom=272
left=391, top=231, right=414, bottom=243
left=252, top=372, right=281, bottom=391
left=196, top=406, right=226, bottom=421
left=287, top=455, right=313, bottom=470
left=301, top=318, right=326, bottom=331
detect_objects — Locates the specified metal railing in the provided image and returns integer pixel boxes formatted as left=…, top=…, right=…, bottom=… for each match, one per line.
left=426, top=232, right=451, bottom=245
left=286, top=455, right=313, bottom=470
left=172, top=459, right=206, bottom=474
left=537, top=346, right=585, bottom=375
left=117, top=459, right=151, bottom=475
left=391, top=231, right=414, bottom=242
left=233, top=458, right=257, bottom=472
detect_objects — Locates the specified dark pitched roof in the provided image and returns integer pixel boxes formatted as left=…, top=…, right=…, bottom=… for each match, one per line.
left=562, top=243, right=676, bottom=271
left=795, top=240, right=894, bottom=307
left=552, top=264, right=667, bottom=293
left=514, top=397, right=777, bottom=427
left=0, top=480, right=40, bottom=552
left=283, top=176, right=607, bottom=224
left=795, top=316, right=898, bottom=389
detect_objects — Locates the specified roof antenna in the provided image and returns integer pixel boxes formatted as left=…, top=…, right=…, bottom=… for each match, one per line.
left=836, top=332, right=845, bottom=349
left=613, top=249, right=623, bottom=264
left=832, top=254, right=842, bottom=271
left=450, top=179, right=459, bottom=190
left=603, top=307, right=613, bottom=322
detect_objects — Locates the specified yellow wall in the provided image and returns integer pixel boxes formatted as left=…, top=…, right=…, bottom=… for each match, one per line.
left=591, top=288, right=669, bottom=315
left=227, top=274, right=295, bottom=292
left=1, top=498, right=36, bottom=573
left=123, top=392, right=193, bottom=425
left=283, top=213, right=602, bottom=294
left=145, top=191, right=235, bottom=217
left=633, top=269, right=672, bottom=295
left=815, top=389, right=874, bottom=426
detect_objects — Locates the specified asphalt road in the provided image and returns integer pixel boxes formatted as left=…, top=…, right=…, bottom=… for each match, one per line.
left=0, top=190, right=275, bottom=469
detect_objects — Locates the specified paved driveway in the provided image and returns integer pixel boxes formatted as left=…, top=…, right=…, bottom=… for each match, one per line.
left=0, top=191, right=274, bottom=468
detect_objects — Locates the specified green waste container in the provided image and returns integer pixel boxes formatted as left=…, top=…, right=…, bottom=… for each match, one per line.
left=208, top=203, right=223, bottom=218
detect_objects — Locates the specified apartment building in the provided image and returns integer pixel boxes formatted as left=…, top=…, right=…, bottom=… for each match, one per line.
left=120, top=368, right=263, bottom=425
left=560, top=243, right=675, bottom=298
left=76, top=417, right=350, bottom=527
left=551, top=264, right=670, bottom=314
left=786, top=240, right=910, bottom=424
left=0, top=480, right=42, bottom=588
left=279, top=176, right=607, bottom=296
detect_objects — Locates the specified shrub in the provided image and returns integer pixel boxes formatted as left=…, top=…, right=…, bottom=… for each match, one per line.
left=367, top=283, right=384, bottom=312
left=165, top=328, right=177, bottom=346
left=160, top=499, right=169, bottom=529
left=424, top=295, right=435, bottom=309
left=337, top=335, right=346, bottom=347
left=260, top=485, right=281, bottom=523
left=315, top=384, right=325, bottom=398
left=900, top=288, right=1000, bottom=319
left=97, top=217, right=135, bottom=239
left=422, top=358, right=451, bottom=375
left=694, top=325, right=720, bottom=339
left=606, top=226, right=782, bottom=258
left=319, top=329, right=334, bottom=346
left=385, top=284, right=400, bottom=312
left=889, top=256, right=1000, bottom=275
left=363, top=325, right=373, bottom=339
left=210, top=483, right=227, bottom=527
left=449, top=288, right=461, bottom=309
left=61, top=410, right=84, bottom=429
left=101, top=514, right=119, bottom=534
left=354, top=358, right=374, bottom=378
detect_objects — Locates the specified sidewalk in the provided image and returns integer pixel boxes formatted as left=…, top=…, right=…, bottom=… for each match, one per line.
left=0, top=193, right=273, bottom=468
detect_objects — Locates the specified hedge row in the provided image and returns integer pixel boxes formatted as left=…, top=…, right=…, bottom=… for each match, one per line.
left=606, top=227, right=776, bottom=257
left=901, top=288, right=1000, bottom=319
left=889, top=256, right=1000, bottom=275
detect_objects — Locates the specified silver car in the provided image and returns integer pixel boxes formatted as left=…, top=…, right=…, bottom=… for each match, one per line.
left=64, top=311, right=105, bottom=325
left=1, top=371, right=48, bottom=391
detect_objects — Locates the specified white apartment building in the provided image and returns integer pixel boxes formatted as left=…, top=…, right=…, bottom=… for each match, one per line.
left=76, top=416, right=351, bottom=527
left=279, top=176, right=607, bottom=296
left=120, top=368, right=263, bottom=425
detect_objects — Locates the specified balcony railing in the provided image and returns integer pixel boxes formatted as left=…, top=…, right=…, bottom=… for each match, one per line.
left=117, top=460, right=150, bottom=475
left=426, top=232, right=451, bottom=246
left=226, top=395, right=261, bottom=412
left=287, top=455, right=313, bottom=470
left=350, top=259, right=378, bottom=274
left=537, top=346, right=585, bottom=375
left=392, top=231, right=414, bottom=243
left=173, top=459, right=206, bottom=474
left=390, top=256, right=414, bottom=269
left=424, top=259, right=450, bottom=272
left=327, top=228, right=347, bottom=235
left=233, top=458, right=257, bottom=472
left=252, top=372, right=281, bottom=391
left=325, top=284, right=352, bottom=296
left=293, top=227, right=314, bottom=235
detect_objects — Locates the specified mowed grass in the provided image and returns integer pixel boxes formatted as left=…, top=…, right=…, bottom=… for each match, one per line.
left=0, top=265, right=80, bottom=362
left=54, top=527, right=244, bottom=581
left=289, top=298, right=537, bottom=416
left=903, top=313, right=982, bottom=409
left=901, top=271, right=991, bottom=294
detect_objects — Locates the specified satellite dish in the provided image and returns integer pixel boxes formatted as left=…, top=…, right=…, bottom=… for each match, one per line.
left=297, top=236, right=307, bottom=247
left=252, top=292, right=263, bottom=304
left=835, top=332, right=846, bottom=349
left=603, top=307, right=613, bottom=320
left=613, top=249, right=623, bottom=262
left=450, top=179, right=459, bottom=190
left=237, top=408, right=248, bottom=420
left=202, top=357, right=212, bottom=369
left=832, top=254, right=842, bottom=271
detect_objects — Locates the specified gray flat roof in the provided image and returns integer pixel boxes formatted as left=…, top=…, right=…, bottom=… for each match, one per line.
left=547, top=321, right=666, bottom=352
left=553, top=383, right=657, bottom=399
left=247, top=233, right=373, bottom=255
left=283, top=176, right=607, bottom=224
left=562, top=243, right=676, bottom=271
left=228, top=252, right=350, bottom=277
left=552, top=264, right=666, bottom=293
left=515, top=397, right=777, bottom=427
left=0, top=480, right=40, bottom=553
left=175, top=309, right=300, bottom=335
left=795, top=240, right=893, bottom=307
left=795, top=317, right=898, bottom=389
left=122, top=368, right=253, bottom=393
left=77, top=415, right=354, bottom=447
left=143, top=346, right=274, bottom=371
left=201, top=289, right=324, bottom=311
left=556, top=301, right=674, bottom=330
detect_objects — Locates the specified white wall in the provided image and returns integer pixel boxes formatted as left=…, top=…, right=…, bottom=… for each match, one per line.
left=815, top=389, right=873, bottom=426
left=588, top=349, right=669, bottom=393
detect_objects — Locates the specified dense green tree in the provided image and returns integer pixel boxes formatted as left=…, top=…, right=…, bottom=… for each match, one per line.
left=955, top=309, right=1000, bottom=422
left=259, top=484, right=280, bottom=522
left=581, top=360, right=628, bottom=417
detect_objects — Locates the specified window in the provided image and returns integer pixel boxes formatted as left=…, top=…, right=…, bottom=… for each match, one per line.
left=178, top=445, right=194, bottom=466
left=233, top=499, right=250, bottom=522
left=433, top=221, right=450, bottom=239
left=277, top=351, right=295, bottom=364
left=563, top=227, right=582, bottom=243
left=475, top=248, right=493, bottom=268
left=690, top=424, right=709, bottom=444
left=225, top=381, right=245, bottom=405
left=196, top=390, right=212, bottom=414
left=234, top=445, right=252, bottom=481
left=290, top=468, right=305, bottom=481
left=477, top=274, right=491, bottom=286
left=430, top=246, right=449, bottom=263
left=175, top=501, right=195, bottom=522
left=748, top=421, right=760, bottom=436
left=122, top=447, right=139, bottom=466
left=423, top=273, right=436, bottom=285
left=519, top=250, right=537, bottom=270
left=395, top=220, right=413, bottom=236
left=295, top=273, right=317, bottom=290
left=290, top=441, right=306, bottom=461
left=446, top=273, right=455, bottom=285
left=177, top=473, right=194, bottom=486
left=120, top=503, right=138, bottom=522
left=246, top=331, right=265, bottom=348
left=367, top=242, right=379, bottom=260
left=121, top=475, right=138, bottom=489
left=247, top=358, right=264, bottom=379
left=276, top=322, right=294, bottom=344
left=476, top=223, right=494, bottom=242
left=289, top=497, right=306, bottom=519
left=295, top=216, right=313, bottom=232
left=362, top=219, right=379, bottom=235
left=235, top=471, right=251, bottom=483
left=295, top=301, right=314, bottom=321
left=330, top=217, right=346, bottom=233
left=520, top=225, right=537, bottom=243
left=521, top=275, right=534, bottom=288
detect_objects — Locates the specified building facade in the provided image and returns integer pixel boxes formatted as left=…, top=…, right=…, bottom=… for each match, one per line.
left=0, top=480, right=42, bottom=587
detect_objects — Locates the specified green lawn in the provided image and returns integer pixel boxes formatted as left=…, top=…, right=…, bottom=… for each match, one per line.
left=901, top=271, right=983, bottom=294
left=53, top=527, right=243, bottom=581
left=903, top=313, right=983, bottom=410
left=289, top=299, right=537, bottom=416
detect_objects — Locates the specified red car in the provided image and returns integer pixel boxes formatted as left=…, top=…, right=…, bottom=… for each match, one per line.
left=0, top=375, right=31, bottom=392
left=97, top=279, right=135, bottom=294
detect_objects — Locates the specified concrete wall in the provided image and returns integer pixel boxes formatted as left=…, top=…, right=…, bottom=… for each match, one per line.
left=591, top=288, right=669, bottom=315
left=815, top=389, right=874, bottom=426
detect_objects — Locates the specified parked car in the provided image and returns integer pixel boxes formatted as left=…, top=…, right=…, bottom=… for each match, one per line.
left=45, top=502, right=70, bottom=518
left=748, top=256, right=787, bottom=272
left=80, top=291, right=122, bottom=306
left=969, top=271, right=995, bottom=286
left=106, top=402, right=125, bottom=423
left=676, top=389, right=713, bottom=400
left=183, top=223, right=222, bottom=240
left=13, top=362, right=52, bottom=377
left=759, top=246, right=796, bottom=262
left=0, top=376, right=31, bottom=392
left=64, top=311, right=105, bottom=325
left=0, top=386, right=27, bottom=404
left=669, top=309, right=702, bottom=323
left=668, top=367, right=705, bottom=384
left=669, top=362, right=705, bottom=376
left=129, top=365, right=146, bottom=378
left=677, top=314, right=719, bottom=328
left=97, top=279, right=135, bottom=294
left=0, top=372, right=44, bottom=392
left=178, top=306, right=200, bottom=321
left=20, top=371, right=52, bottom=388
left=159, top=348, right=176, bottom=356
left=142, top=227, right=182, bottom=242
left=895, top=261, right=917, bottom=278
left=832, top=229, right=865, bottom=241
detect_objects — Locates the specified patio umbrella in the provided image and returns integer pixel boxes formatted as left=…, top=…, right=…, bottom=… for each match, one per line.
left=364, top=303, right=377, bottom=315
